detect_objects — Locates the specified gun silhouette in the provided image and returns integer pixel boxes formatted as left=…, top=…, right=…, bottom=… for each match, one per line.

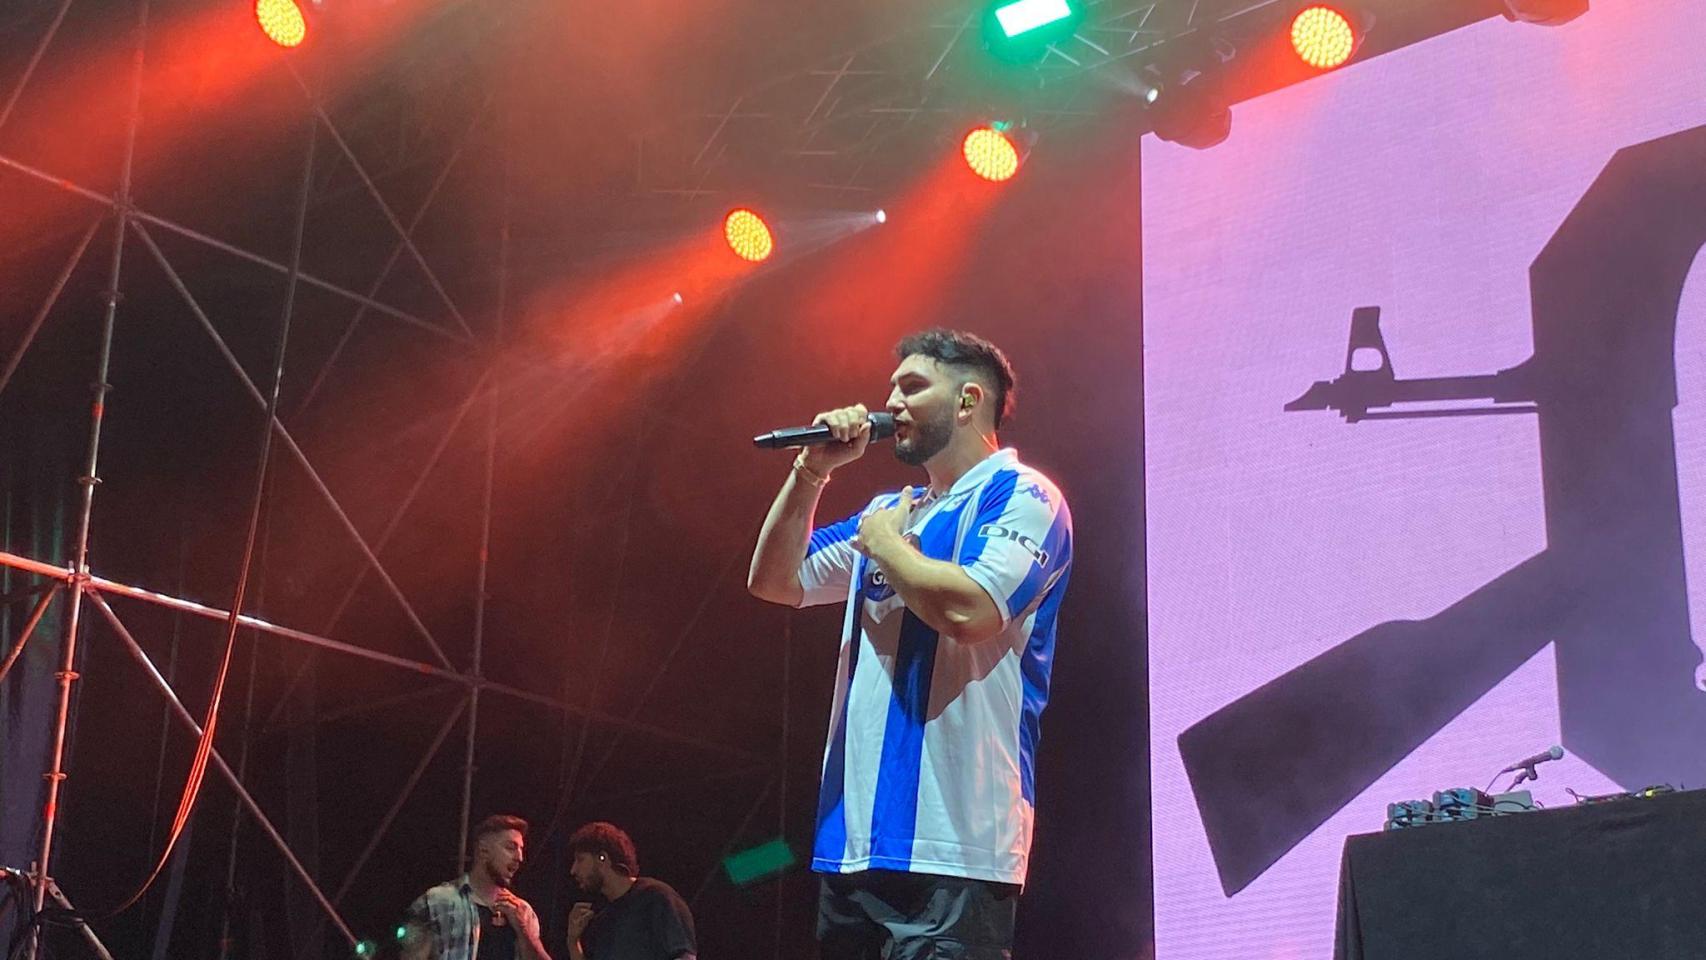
left=1283, top=306, right=1536, bottom=421
left=1179, top=123, right=1706, bottom=897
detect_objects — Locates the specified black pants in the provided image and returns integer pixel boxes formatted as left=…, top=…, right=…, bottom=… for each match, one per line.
left=816, top=870, right=1018, bottom=960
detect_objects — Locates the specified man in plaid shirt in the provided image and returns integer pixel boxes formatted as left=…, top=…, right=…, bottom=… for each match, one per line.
left=401, top=815, right=550, bottom=960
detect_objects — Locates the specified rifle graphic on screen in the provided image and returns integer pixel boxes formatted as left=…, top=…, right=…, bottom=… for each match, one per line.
left=1179, top=123, right=1706, bottom=897
left=1282, top=305, right=1536, bottom=422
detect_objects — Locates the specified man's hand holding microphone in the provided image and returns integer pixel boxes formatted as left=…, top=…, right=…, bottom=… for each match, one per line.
left=793, top=403, right=874, bottom=485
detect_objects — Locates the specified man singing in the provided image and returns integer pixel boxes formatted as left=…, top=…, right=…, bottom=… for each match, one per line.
left=401, top=814, right=551, bottom=960
left=748, top=329, right=1074, bottom=959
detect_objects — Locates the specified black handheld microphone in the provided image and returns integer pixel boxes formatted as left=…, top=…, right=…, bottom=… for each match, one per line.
left=753, top=412, right=895, bottom=449
left=1501, top=745, right=1564, bottom=773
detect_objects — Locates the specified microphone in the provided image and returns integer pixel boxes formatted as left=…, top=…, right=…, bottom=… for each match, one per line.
left=1500, top=745, right=1564, bottom=773
left=752, top=412, right=895, bottom=449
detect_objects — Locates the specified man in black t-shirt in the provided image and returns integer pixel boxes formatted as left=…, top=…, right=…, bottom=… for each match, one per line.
left=564, top=822, right=696, bottom=960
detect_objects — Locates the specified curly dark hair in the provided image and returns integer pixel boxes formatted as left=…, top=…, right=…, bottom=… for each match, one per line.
left=567, top=821, right=639, bottom=876
left=894, top=328, right=1018, bottom=428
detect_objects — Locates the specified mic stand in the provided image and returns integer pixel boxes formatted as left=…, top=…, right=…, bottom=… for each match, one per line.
left=1510, top=763, right=1541, bottom=788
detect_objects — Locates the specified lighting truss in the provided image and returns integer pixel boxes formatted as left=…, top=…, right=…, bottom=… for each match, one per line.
left=630, top=0, right=1302, bottom=198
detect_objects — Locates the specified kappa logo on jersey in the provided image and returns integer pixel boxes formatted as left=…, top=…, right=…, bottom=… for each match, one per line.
left=979, top=523, right=1050, bottom=569
left=1021, top=483, right=1052, bottom=506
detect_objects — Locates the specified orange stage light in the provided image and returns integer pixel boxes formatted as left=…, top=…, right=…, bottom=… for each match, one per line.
left=962, top=127, right=1019, bottom=183
left=255, top=0, right=307, bottom=48
left=1291, top=6, right=1357, bottom=70
left=724, top=209, right=774, bottom=262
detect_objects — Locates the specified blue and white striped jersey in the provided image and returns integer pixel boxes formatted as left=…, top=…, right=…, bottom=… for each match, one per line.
left=797, top=448, right=1073, bottom=886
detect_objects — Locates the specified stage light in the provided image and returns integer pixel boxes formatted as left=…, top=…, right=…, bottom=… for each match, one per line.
left=994, top=0, right=1073, bottom=37
left=1151, top=102, right=1230, bottom=149
left=1140, top=36, right=1236, bottom=150
left=723, top=837, right=797, bottom=887
left=724, top=209, right=774, bottom=262
left=1099, top=66, right=1164, bottom=105
left=1141, top=66, right=1232, bottom=150
left=254, top=0, right=307, bottom=48
left=875, top=209, right=888, bottom=225
left=1291, top=6, right=1358, bottom=70
left=1501, top=0, right=1588, bottom=25
left=963, top=127, right=1020, bottom=182
left=982, top=0, right=1084, bottom=63
left=672, top=291, right=684, bottom=304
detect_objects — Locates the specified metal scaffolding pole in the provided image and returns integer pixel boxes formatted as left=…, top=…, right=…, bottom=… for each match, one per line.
left=88, top=592, right=359, bottom=948
left=0, top=0, right=75, bottom=134
left=0, top=218, right=99, bottom=398
left=294, top=93, right=495, bottom=417
left=0, top=549, right=767, bottom=762
left=260, top=363, right=496, bottom=728
left=0, top=152, right=464, bottom=343
left=130, top=219, right=457, bottom=672
left=0, top=584, right=58, bottom=686
left=459, top=120, right=510, bottom=868
left=286, top=61, right=476, bottom=340
left=23, top=0, right=149, bottom=953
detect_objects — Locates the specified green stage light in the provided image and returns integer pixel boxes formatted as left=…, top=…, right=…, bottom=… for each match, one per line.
left=982, top=0, right=1084, bottom=63
left=722, top=838, right=797, bottom=887
left=995, top=0, right=1073, bottom=37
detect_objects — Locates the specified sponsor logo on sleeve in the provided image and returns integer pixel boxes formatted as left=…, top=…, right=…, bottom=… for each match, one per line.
left=977, top=523, right=1049, bottom=568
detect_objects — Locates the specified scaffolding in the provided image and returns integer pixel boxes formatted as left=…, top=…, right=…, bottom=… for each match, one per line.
left=0, top=0, right=772, bottom=955
left=629, top=0, right=1291, bottom=198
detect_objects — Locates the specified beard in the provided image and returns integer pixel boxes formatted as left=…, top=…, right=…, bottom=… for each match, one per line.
left=894, top=408, right=954, bottom=466
left=475, top=858, right=516, bottom=889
